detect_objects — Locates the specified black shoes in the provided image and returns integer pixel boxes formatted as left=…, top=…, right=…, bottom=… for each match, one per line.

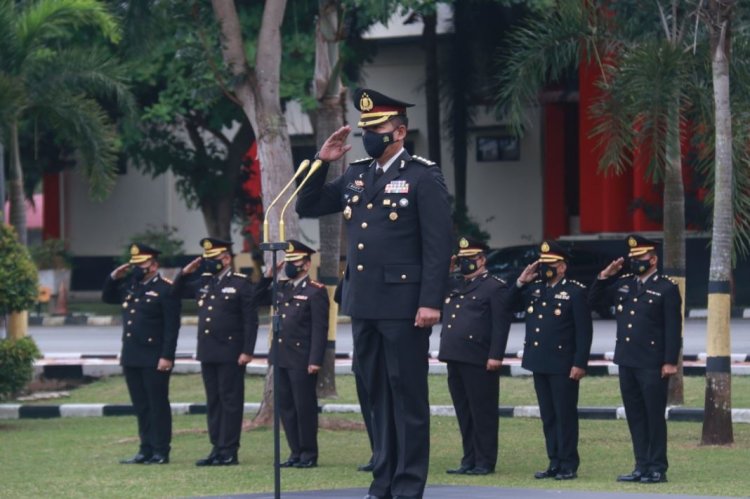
left=280, top=458, right=300, bottom=468
left=465, top=466, right=494, bottom=475
left=640, top=471, right=668, bottom=483
left=617, top=469, right=644, bottom=482
left=293, top=458, right=317, bottom=469
left=195, top=453, right=238, bottom=466
left=358, top=460, right=375, bottom=472
left=144, top=453, right=169, bottom=464
left=446, top=464, right=473, bottom=475
left=119, top=452, right=151, bottom=464
left=554, top=469, right=577, bottom=480
left=534, top=467, right=560, bottom=479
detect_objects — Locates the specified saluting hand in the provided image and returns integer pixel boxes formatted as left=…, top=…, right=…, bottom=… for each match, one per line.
left=318, top=125, right=353, bottom=162
left=112, top=263, right=131, bottom=280
left=517, top=261, right=540, bottom=285
left=599, top=257, right=625, bottom=279
left=182, top=257, right=202, bottom=274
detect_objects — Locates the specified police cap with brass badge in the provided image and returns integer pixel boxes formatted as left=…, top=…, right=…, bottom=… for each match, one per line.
left=456, top=236, right=490, bottom=258
left=626, top=234, right=659, bottom=257
left=538, top=240, right=570, bottom=263
left=129, top=243, right=160, bottom=264
left=284, top=239, right=316, bottom=262
left=353, top=88, right=414, bottom=128
left=200, top=237, right=233, bottom=259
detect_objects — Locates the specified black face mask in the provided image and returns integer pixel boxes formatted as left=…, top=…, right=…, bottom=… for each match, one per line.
left=629, top=257, right=651, bottom=276
left=362, top=129, right=394, bottom=159
left=458, top=257, right=479, bottom=276
left=285, top=262, right=303, bottom=279
left=131, top=265, right=147, bottom=282
left=538, top=263, right=558, bottom=283
left=201, top=258, right=224, bottom=275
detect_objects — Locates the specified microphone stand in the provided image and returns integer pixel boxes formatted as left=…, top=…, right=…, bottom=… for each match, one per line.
left=258, top=239, right=287, bottom=499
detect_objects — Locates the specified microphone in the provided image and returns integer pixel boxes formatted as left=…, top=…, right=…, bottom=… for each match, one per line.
left=278, top=159, right=323, bottom=241
left=263, top=159, right=310, bottom=243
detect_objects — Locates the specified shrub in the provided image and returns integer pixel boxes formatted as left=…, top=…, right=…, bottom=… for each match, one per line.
left=0, top=337, right=41, bottom=400
left=0, top=223, right=39, bottom=315
left=29, top=238, right=72, bottom=270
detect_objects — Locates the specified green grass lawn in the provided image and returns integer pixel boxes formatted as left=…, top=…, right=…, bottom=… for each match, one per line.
left=18, top=373, right=750, bottom=408
left=1, top=414, right=748, bottom=497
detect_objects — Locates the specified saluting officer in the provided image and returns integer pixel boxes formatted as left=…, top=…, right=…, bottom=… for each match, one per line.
left=103, top=243, right=181, bottom=465
left=512, top=241, right=593, bottom=481
left=439, top=236, right=512, bottom=476
left=256, top=240, right=329, bottom=469
left=172, top=238, right=258, bottom=466
left=296, top=88, right=453, bottom=499
left=589, top=235, right=681, bottom=484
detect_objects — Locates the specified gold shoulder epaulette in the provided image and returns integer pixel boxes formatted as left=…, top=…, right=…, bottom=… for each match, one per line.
left=569, top=279, right=586, bottom=288
left=620, top=273, right=633, bottom=279
left=492, top=275, right=507, bottom=284
left=411, top=154, right=436, bottom=166
left=309, top=280, right=325, bottom=288
left=350, top=157, right=372, bottom=165
left=661, top=275, right=679, bottom=285
left=161, top=276, right=173, bottom=284
left=232, top=272, right=248, bottom=278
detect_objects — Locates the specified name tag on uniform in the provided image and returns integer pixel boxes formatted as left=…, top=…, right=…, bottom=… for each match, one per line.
left=146, top=290, right=159, bottom=297
left=385, top=180, right=409, bottom=194
left=346, top=182, right=364, bottom=193
left=646, top=290, right=662, bottom=296
left=293, top=295, right=309, bottom=300
left=618, top=285, right=630, bottom=293
left=222, top=287, right=237, bottom=294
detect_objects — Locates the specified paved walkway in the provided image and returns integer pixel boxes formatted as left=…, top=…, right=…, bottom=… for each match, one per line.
left=199, top=485, right=732, bottom=499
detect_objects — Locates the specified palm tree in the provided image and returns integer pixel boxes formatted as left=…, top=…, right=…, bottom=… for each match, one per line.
left=0, top=0, right=131, bottom=245
left=495, top=0, right=699, bottom=404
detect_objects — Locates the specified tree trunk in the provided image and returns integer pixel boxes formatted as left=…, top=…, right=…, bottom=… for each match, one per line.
left=662, top=99, right=686, bottom=405
left=211, top=0, right=297, bottom=427
left=451, top=0, right=469, bottom=212
left=422, top=10, right=441, bottom=165
left=8, top=120, right=27, bottom=245
left=199, top=198, right=233, bottom=240
left=312, top=0, right=344, bottom=399
left=702, top=3, right=734, bottom=446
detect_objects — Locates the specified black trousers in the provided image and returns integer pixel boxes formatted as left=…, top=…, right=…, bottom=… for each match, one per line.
left=353, top=318, right=430, bottom=499
left=123, top=366, right=172, bottom=455
left=278, top=366, right=319, bottom=462
left=354, top=366, right=375, bottom=459
left=201, top=362, right=245, bottom=456
left=532, top=372, right=580, bottom=472
left=447, top=362, right=499, bottom=471
left=618, top=365, right=669, bottom=473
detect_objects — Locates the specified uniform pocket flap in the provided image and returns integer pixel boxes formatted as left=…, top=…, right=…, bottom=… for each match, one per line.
left=384, top=264, right=421, bottom=283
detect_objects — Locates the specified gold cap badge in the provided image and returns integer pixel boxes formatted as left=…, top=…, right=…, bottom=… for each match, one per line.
left=628, top=237, right=637, bottom=248
left=541, top=241, right=550, bottom=253
left=203, top=240, right=213, bottom=250
left=459, top=238, right=469, bottom=249
left=360, top=92, right=373, bottom=112
left=130, top=244, right=139, bottom=255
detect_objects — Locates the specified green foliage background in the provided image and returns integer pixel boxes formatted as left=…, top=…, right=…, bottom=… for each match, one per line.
left=0, top=336, right=41, bottom=400
left=0, top=223, right=38, bottom=314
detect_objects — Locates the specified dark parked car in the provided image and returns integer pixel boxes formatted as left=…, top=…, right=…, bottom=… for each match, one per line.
left=485, top=243, right=610, bottom=287
left=484, top=243, right=614, bottom=319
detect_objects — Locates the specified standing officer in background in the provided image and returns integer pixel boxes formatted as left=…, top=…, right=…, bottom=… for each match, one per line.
left=103, top=243, right=180, bottom=465
left=589, top=235, right=681, bottom=484
left=173, top=238, right=258, bottom=466
left=255, top=240, right=329, bottom=469
left=511, top=241, right=593, bottom=481
left=296, top=88, right=453, bottom=499
left=439, top=236, right=512, bottom=476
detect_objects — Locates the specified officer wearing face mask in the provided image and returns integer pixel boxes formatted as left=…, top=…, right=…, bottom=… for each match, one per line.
left=511, top=241, right=592, bottom=481
left=103, top=243, right=181, bottom=465
left=172, top=237, right=258, bottom=467
left=296, top=88, right=453, bottom=499
left=589, top=235, right=681, bottom=485
left=255, top=240, right=329, bottom=469
left=438, top=237, right=512, bottom=477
